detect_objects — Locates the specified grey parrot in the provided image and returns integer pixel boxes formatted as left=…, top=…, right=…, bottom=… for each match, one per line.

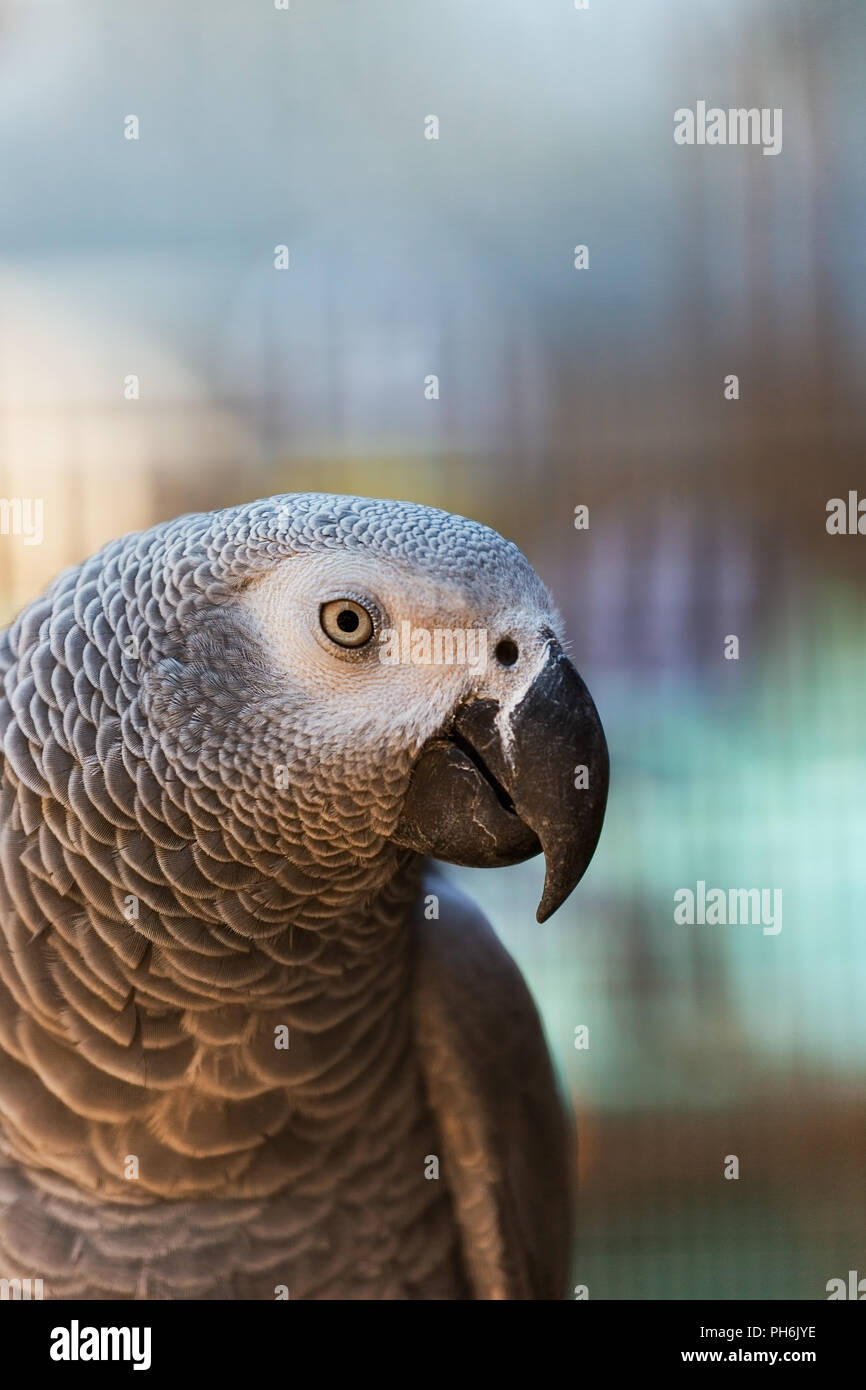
left=0, top=493, right=607, bottom=1300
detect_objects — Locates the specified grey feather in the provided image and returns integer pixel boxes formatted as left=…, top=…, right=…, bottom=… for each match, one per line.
left=0, top=493, right=602, bottom=1299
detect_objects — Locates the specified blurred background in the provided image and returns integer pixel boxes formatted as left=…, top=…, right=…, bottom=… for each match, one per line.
left=0, top=0, right=863, bottom=1298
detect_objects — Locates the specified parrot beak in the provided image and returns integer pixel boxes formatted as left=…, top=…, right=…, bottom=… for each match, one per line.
left=392, top=641, right=609, bottom=922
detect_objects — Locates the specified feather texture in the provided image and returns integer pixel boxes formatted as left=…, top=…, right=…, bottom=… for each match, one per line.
left=0, top=494, right=571, bottom=1298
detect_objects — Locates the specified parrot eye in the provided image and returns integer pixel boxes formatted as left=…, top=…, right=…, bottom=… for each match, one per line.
left=320, top=598, right=375, bottom=648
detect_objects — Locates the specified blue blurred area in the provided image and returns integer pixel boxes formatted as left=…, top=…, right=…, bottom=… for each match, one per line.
left=0, top=0, right=863, bottom=1299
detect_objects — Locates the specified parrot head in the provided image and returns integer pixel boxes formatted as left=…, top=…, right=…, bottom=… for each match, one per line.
left=144, top=494, right=608, bottom=923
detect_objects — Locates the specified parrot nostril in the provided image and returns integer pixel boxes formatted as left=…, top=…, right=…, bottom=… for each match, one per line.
left=495, top=638, right=519, bottom=667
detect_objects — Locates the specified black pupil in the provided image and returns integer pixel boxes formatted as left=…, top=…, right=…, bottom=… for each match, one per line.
left=337, top=608, right=360, bottom=633
left=495, top=638, right=519, bottom=667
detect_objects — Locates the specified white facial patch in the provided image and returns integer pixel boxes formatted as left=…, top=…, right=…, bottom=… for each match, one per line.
left=240, top=549, right=560, bottom=751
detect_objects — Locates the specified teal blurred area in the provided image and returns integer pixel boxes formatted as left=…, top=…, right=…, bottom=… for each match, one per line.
left=452, top=582, right=866, bottom=1297
left=0, top=0, right=863, bottom=1298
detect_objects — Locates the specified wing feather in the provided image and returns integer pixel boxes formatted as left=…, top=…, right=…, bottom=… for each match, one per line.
left=411, top=869, right=574, bottom=1300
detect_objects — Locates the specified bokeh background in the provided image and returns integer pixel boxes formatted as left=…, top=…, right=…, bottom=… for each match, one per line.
left=1, top=0, right=864, bottom=1298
